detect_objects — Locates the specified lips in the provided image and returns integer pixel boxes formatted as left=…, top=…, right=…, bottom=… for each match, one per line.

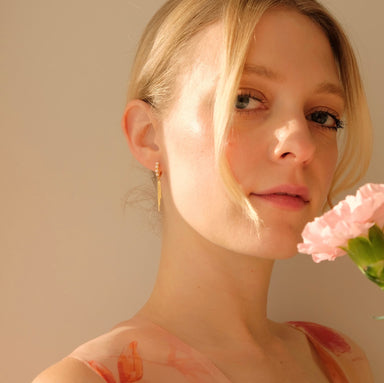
left=251, top=184, right=310, bottom=209
left=254, top=185, right=310, bottom=201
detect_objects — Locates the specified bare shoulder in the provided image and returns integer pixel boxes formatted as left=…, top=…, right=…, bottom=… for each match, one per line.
left=32, top=357, right=105, bottom=383
left=334, top=331, right=374, bottom=383
left=285, top=321, right=374, bottom=383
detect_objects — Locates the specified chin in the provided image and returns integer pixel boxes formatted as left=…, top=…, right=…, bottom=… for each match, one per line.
left=248, top=225, right=303, bottom=260
left=223, top=231, right=301, bottom=260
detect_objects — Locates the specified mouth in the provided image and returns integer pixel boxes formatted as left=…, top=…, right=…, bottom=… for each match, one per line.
left=263, top=191, right=310, bottom=202
left=251, top=185, right=310, bottom=209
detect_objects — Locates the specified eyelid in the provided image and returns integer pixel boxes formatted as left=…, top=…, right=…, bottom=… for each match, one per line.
left=306, top=105, right=341, bottom=119
left=234, top=90, right=268, bottom=118
left=237, top=88, right=267, bottom=103
left=306, top=105, right=344, bottom=130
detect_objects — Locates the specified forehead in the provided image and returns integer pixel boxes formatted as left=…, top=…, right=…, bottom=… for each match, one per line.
left=202, top=9, right=332, bottom=61
left=245, top=8, right=339, bottom=79
left=175, top=8, right=341, bottom=102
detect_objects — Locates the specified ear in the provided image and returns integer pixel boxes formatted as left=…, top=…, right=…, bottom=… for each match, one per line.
left=122, top=100, right=161, bottom=171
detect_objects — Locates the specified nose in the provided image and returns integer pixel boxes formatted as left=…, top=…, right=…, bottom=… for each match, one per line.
left=272, top=116, right=315, bottom=165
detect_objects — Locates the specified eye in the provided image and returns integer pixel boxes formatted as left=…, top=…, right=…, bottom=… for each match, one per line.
left=306, top=109, right=344, bottom=131
left=235, top=92, right=265, bottom=112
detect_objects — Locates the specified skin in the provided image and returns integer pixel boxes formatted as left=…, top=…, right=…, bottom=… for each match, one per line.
left=33, top=8, right=374, bottom=383
left=159, top=12, right=341, bottom=261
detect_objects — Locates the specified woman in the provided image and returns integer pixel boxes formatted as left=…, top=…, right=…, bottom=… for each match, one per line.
left=33, top=0, right=374, bottom=381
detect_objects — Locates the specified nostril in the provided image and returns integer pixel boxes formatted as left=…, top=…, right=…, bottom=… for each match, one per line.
left=273, top=119, right=316, bottom=164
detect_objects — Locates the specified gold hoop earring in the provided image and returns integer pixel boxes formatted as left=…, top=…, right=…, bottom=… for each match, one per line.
left=155, top=162, right=162, bottom=212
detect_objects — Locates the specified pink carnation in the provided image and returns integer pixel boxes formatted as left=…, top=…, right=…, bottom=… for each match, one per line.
left=298, top=183, right=384, bottom=263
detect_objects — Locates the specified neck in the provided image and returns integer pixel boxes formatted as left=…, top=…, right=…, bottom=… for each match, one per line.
left=138, top=211, right=276, bottom=350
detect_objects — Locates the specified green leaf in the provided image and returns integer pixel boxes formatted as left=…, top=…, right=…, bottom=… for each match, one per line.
left=344, top=225, right=384, bottom=290
left=347, top=236, right=375, bottom=267
left=364, top=260, right=384, bottom=290
left=368, top=224, right=384, bottom=262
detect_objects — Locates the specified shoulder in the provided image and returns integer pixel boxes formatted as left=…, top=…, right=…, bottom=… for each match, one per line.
left=287, top=321, right=374, bottom=383
left=31, top=316, right=191, bottom=383
left=32, top=318, right=146, bottom=383
left=334, top=330, right=374, bottom=383
left=31, top=357, right=105, bottom=383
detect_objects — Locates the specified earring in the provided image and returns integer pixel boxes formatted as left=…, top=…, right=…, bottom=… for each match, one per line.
left=155, top=161, right=162, bottom=212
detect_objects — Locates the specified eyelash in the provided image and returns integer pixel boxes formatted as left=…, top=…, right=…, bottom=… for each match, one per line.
left=306, top=108, right=344, bottom=131
left=234, top=92, right=344, bottom=131
left=235, top=91, right=266, bottom=114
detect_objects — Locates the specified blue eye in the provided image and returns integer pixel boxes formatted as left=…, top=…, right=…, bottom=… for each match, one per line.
left=307, top=110, right=344, bottom=131
left=235, top=93, right=264, bottom=111
left=236, top=94, right=251, bottom=109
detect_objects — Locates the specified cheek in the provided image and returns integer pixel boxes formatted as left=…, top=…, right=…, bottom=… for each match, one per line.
left=225, top=128, right=268, bottom=190
left=167, top=133, right=211, bottom=197
left=315, top=138, right=338, bottom=205
left=322, top=138, right=338, bottom=179
left=163, top=101, right=214, bottom=193
left=163, top=112, right=219, bottom=218
left=164, top=126, right=238, bottom=243
left=312, top=129, right=338, bottom=172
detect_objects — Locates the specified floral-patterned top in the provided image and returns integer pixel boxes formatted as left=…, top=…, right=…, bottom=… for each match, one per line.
left=68, top=316, right=350, bottom=383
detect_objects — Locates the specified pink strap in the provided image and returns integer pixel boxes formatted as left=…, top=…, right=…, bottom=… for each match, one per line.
left=287, top=321, right=350, bottom=383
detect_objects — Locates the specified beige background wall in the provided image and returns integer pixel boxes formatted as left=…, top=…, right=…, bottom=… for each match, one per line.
left=1, top=1, right=383, bottom=382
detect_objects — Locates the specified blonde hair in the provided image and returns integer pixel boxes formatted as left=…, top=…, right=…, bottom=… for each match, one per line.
left=127, top=0, right=372, bottom=222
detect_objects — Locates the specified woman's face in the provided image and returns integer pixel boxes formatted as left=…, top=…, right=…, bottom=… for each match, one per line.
left=160, top=8, right=343, bottom=259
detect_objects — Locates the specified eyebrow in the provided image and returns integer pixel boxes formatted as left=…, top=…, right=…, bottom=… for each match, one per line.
left=314, top=81, right=345, bottom=101
left=243, top=64, right=285, bottom=81
left=243, top=64, right=345, bottom=102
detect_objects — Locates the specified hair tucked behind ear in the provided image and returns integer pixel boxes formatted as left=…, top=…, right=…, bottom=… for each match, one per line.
left=126, top=0, right=372, bottom=223
left=127, top=0, right=224, bottom=112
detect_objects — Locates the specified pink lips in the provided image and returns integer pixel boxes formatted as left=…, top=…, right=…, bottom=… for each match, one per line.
left=251, top=184, right=310, bottom=210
